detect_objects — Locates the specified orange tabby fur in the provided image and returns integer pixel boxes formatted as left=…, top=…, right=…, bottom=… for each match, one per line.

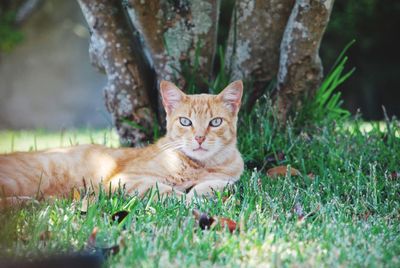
left=0, top=81, right=244, bottom=204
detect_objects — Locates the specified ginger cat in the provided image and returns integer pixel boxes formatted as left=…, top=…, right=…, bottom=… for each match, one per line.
left=0, top=81, right=244, bottom=205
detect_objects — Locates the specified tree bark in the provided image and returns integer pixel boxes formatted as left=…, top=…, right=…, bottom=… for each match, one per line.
left=78, top=0, right=156, bottom=146
left=225, top=0, right=295, bottom=107
left=126, top=0, right=219, bottom=88
left=125, top=0, right=220, bottom=124
left=276, top=0, right=334, bottom=122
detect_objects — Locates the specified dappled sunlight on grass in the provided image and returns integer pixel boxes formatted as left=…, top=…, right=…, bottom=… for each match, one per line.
left=344, top=121, right=400, bottom=137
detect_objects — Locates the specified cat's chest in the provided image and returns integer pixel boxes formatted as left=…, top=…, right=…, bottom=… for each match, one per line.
left=162, top=158, right=207, bottom=187
left=164, top=164, right=202, bottom=183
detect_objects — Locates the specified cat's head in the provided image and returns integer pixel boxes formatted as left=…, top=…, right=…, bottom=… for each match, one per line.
left=160, top=80, right=243, bottom=161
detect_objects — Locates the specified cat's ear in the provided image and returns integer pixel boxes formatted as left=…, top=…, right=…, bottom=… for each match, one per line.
left=218, top=80, right=243, bottom=114
left=160, top=80, right=185, bottom=114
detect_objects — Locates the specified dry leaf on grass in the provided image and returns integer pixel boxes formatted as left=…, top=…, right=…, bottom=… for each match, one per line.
left=192, top=209, right=215, bottom=230
left=111, top=210, right=129, bottom=224
left=70, top=188, right=98, bottom=215
left=192, top=210, right=237, bottom=233
left=218, top=217, right=237, bottom=233
left=266, top=165, right=301, bottom=178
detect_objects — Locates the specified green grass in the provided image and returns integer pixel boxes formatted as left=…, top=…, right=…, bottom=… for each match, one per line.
left=0, top=114, right=399, bottom=267
left=0, top=128, right=119, bottom=154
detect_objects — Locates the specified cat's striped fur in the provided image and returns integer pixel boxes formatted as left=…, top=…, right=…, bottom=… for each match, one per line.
left=0, top=81, right=244, bottom=204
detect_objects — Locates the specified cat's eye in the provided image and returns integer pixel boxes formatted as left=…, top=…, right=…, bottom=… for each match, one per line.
left=179, top=117, right=192, bottom=126
left=209, top=117, right=223, bottom=127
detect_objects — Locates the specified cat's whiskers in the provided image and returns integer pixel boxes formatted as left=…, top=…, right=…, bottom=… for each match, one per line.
left=158, top=141, right=184, bottom=153
left=158, top=140, right=182, bottom=150
left=161, top=145, right=184, bottom=153
left=159, top=143, right=183, bottom=151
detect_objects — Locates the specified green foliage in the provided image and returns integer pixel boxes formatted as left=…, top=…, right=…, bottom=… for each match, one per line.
left=237, top=95, right=278, bottom=166
left=165, top=38, right=232, bottom=95
left=322, top=0, right=400, bottom=119
left=296, top=41, right=355, bottom=126
left=179, top=41, right=204, bottom=95
left=0, top=11, right=24, bottom=52
left=208, top=46, right=230, bottom=94
left=122, top=116, right=161, bottom=142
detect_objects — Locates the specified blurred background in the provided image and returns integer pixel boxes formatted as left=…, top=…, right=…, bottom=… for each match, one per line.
left=0, top=0, right=399, bottom=130
left=0, top=0, right=108, bottom=130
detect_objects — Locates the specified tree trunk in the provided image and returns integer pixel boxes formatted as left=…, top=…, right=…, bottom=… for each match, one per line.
left=78, top=0, right=156, bottom=146
left=276, top=0, right=334, bottom=122
left=77, top=0, right=335, bottom=143
left=125, top=0, right=220, bottom=123
left=225, top=0, right=295, bottom=108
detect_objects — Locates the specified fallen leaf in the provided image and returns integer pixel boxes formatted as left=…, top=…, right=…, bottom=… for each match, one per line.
left=219, top=217, right=237, bottom=233
left=267, top=165, right=301, bottom=178
left=192, top=210, right=237, bottom=233
left=87, top=227, right=98, bottom=248
left=193, top=209, right=215, bottom=230
left=111, top=210, right=129, bottom=224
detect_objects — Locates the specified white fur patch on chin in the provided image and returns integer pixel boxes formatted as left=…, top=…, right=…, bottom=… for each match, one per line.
left=182, top=147, right=214, bottom=161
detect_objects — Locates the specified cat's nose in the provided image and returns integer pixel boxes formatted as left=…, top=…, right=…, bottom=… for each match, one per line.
left=195, top=135, right=206, bottom=145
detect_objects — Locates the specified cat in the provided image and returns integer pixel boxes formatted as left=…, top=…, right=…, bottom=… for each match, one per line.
left=0, top=80, right=244, bottom=206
